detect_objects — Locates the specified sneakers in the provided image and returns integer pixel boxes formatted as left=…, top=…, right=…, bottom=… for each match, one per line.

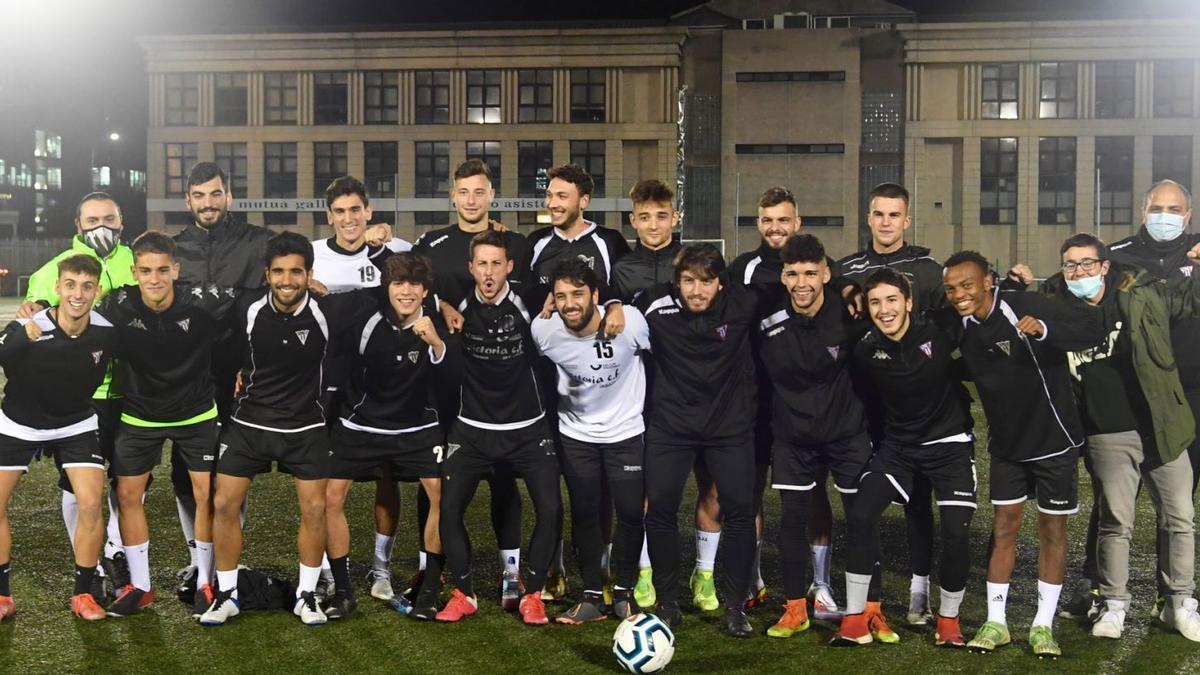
left=367, top=568, right=394, bottom=601
left=611, top=588, right=636, bottom=620
left=690, top=569, right=719, bottom=612
left=934, top=614, right=965, bottom=647
left=556, top=594, right=608, bottom=625
left=540, top=573, right=568, bottom=603
left=767, top=598, right=810, bottom=638
left=199, top=589, right=240, bottom=626
left=107, top=585, right=155, bottom=617
left=1162, top=596, right=1200, bottom=642
left=389, top=594, right=414, bottom=615
left=866, top=601, right=900, bottom=644
left=744, top=585, right=768, bottom=610
left=809, top=583, right=844, bottom=621
left=0, top=595, right=13, bottom=622
left=724, top=607, right=753, bottom=638
left=192, top=583, right=215, bottom=619
left=315, top=569, right=335, bottom=600
left=500, top=570, right=523, bottom=611
left=967, top=620, right=1011, bottom=653
left=1059, top=586, right=1101, bottom=620
left=409, top=574, right=441, bottom=620
left=1029, top=625, right=1061, bottom=659
left=519, top=592, right=549, bottom=625
left=1092, top=601, right=1126, bottom=639
left=102, top=553, right=131, bottom=594
left=907, top=592, right=933, bottom=626
left=293, top=591, right=328, bottom=626
left=435, top=589, right=478, bottom=622
left=89, top=572, right=108, bottom=606
left=656, top=601, right=683, bottom=628
left=323, top=590, right=357, bottom=620
left=71, top=593, right=106, bottom=621
left=176, top=564, right=198, bottom=604
left=831, top=613, right=872, bottom=646
left=633, top=567, right=656, bottom=609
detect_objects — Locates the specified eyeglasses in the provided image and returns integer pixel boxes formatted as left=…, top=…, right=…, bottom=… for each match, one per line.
left=1061, top=258, right=1104, bottom=273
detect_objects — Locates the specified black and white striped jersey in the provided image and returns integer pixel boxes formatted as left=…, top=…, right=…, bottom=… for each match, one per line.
left=311, top=237, right=412, bottom=294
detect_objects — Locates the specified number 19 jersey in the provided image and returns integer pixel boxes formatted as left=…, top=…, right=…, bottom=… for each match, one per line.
left=312, top=237, right=412, bottom=293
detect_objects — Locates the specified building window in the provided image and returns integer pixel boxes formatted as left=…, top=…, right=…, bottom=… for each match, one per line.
left=214, top=73, right=248, bottom=125
left=1153, top=136, right=1193, bottom=194
left=314, top=142, right=348, bottom=197
left=1038, top=137, right=1076, bottom=225
left=165, top=143, right=198, bottom=197
left=980, top=137, right=1018, bottom=225
left=364, top=71, right=399, bottom=124
left=735, top=71, right=846, bottom=83
left=1038, top=63, right=1076, bottom=119
left=46, top=166, right=62, bottom=191
left=129, top=169, right=146, bottom=192
left=981, top=64, right=1019, bottom=120
left=415, top=71, right=450, bottom=125
left=466, top=70, right=501, bottom=124
left=264, top=73, right=298, bottom=125
left=570, top=69, right=606, bottom=123
left=734, top=144, right=846, bottom=154
left=164, top=73, right=199, bottom=126
left=264, top=142, right=298, bottom=198
left=518, top=141, right=554, bottom=197
left=465, top=141, right=502, bottom=194
left=1154, top=61, right=1195, bottom=118
left=1095, top=136, right=1134, bottom=225
left=570, top=141, right=606, bottom=198
left=1095, top=61, right=1135, bottom=119
left=415, top=141, right=450, bottom=225
left=518, top=70, right=554, bottom=123
left=365, top=142, right=398, bottom=199
left=213, top=142, right=248, bottom=196
left=313, top=72, right=348, bottom=125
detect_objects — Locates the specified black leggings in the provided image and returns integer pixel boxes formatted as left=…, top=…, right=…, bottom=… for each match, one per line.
left=416, top=468, right=522, bottom=553
left=778, top=485, right=882, bottom=600
left=560, top=437, right=645, bottom=593
left=905, top=474, right=935, bottom=578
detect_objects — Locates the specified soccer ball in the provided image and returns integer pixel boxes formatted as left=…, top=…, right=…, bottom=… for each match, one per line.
left=612, top=613, right=675, bottom=673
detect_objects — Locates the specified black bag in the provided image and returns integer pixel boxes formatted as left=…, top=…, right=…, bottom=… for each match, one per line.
left=237, top=567, right=295, bottom=611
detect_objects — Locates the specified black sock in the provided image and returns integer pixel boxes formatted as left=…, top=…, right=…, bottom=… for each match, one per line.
left=420, top=554, right=444, bottom=598
left=0, top=561, right=10, bottom=596
left=74, top=564, right=95, bottom=596
left=330, top=556, right=353, bottom=597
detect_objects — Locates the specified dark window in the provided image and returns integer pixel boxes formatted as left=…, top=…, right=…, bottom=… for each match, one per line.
left=570, top=140, right=606, bottom=198
left=1154, top=61, right=1194, bottom=118
left=980, top=137, right=1018, bottom=225
left=264, top=142, right=297, bottom=198
left=465, top=141, right=502, bottom=195
left=165, top=143, right=198, bottom=197
left=213, top=142, right=247, bottom=196
left=214, top=73, right=248, bottom=125
left=264, top=73, right=298, bottom=125
left=1038, top=137, right=1076, bottom=225
left=518, top=141, right=554, bottom=197
left=570, top=69, right=606, bottom=123
left=734, top=144, right=846, bottom=154
left=364, top=142, right=399, bottom=198
left=1095, top=136, right=1134, bottom=225
left=1153, top=136, right=1193, bottom=195
left=415, top=141, right=450, bottom=225
left=313, top=72, right=348, bottom=125
left=364, top=71, right=399, bottom=124
left=518, top=70, right=554, bottom=123
left=1038, top=63, right=1076, bottom=119
left=164, top=73, right=199, bottom=126
left=415, top=71, right=450, bottom=125
left=1095, top=61, right=1136, bottom=119
left=466, top=70, right=502, bottom=124
left=735, top=71, right=846, bottom=83
left=981, top=64, right=1019, bottom=120
left=313, top=142, right=348, bottom=197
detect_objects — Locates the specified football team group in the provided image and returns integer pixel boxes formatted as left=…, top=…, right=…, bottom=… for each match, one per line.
left=0, top=155, right=1198, bottom=660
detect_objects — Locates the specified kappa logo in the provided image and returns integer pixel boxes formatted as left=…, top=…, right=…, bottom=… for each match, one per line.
left=91, top=350, right=104, bottom=365
left=766, top=325, right=785, bottom=337
left=218, top=443, right=229, bottom=459
left=128, top=318, right=147, bottom=330
left=1181, top=265, right=1194, bottom=278
left=191, top=286, right=204, bottom=299
left=208, top=284, right=221, bottom=298
left=658, top=307, right=679, bottom=315
left=426, top=234, right=450, bottom=249
left=295, top=329, right=310, bottom=345
left=872, top=349, right=891, bottom=360
left=826, top=345, right=840, bottom=360
left=919, top=340, right=933, bottom=359
left=995, top=340, right=1011, bottom=356
left=716, top=324, right=728, bottom=340
left=116, top=289, right=128, bottom=303
left=177, top=318, right=191, bottom=332
left=408, top=350, right=420, bottom=364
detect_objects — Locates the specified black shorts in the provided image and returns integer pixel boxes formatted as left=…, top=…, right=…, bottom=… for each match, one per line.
left=443, top=421, right=557, bottom=480
left=558, top=433, right=644, bottom=482
left=771, top=430, right=873, bottom=494
left=113, top=419, right=218, bottom=477
left=56, top=399, right=122, bottom=491
left=861, top=439, right=977, bottom=509
left=989, top=447, right=1079, bottom=515
left=0, top=431, right=104, bottom=473
left=217, top=422, right=329, bottom=480
left=328, top=423, right=443, bottom=481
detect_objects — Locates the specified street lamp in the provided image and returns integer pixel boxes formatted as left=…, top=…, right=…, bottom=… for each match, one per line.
left=108, top=132, right=120, bottom=142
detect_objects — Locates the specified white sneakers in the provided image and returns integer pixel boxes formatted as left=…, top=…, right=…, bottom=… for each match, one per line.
left=368, top=568, right=394, bottom=601
left=199, top=590, right=241, bottom=626
left=808, top=583, right=844, bottom=622
left=1091, top=600, right=1125, bottom=639
left=907, top=592, right=933, bottom=626
left=1162, top=596, right=1200, bottom=642
left=293, top=591, right=328, bottom=626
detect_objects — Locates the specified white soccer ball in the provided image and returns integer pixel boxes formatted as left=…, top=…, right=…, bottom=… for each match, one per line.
left=612, top=613, right=675, bottom=673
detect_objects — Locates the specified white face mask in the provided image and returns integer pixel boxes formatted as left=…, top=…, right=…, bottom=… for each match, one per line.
left=1145, top=212, right=1186, bottom=242
left=82, top=226, right=121, bottom=258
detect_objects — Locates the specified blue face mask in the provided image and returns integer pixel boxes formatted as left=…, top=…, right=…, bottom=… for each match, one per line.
left=1066, top=274, right=1104, bottom=300
left=1145, top=212, right=1186, bottom=242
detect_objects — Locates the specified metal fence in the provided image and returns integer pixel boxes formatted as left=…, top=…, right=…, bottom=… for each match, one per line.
left=0, top=238, right=73, bottom=297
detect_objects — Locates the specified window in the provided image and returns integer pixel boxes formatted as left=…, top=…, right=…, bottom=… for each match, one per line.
left=518, top=70, right=554, bottom=123
left=415, top=142, right=450, bottom=225
left=465, top=141, right=502, bottom=195
left=570, top=141, right=606, bottom=197
left=980, top=137, right=1018, bottom=224
left=415, top=71, right=450, bottom=124
left=1095, top=61, right=1135, bottom=119
left=213, top=142, right=247, bottom=196
left=981, top=64, right=1019, bottom=120
left=264, top=73, right=298, bottom=125
left=92, top=166, right=111, bottom=190
left=518, top=141, right=554, bottom=197
left=164, top=73, right=199, bottom=126
left=0, top=159, right=6, bottom=185
left=46, top=166, right=62, bottom=191
left=1095, top=136, right=1134, bottom=225
left=129, top=170, right=146, bottom=192
left=313, top=72, right=348, bottom=125
left=1153, top=136, right=1193, bottom=194
left=735, top=71, right=846, bottom=83
left=1038, top=63, right=1076, bottom=119
left=466, top=70, right=501, bottom=124
left=264, top=142, right=298, bottom=198
left=570, top=69, right=606, bottom=123
left=1038, top=137, right=1076, bottom=225
left=734, top=144, right=845, bottom=154
left=43, top=134, right=62, bottom=159
left=364, top=142, right=399, bottom=198
left=364, top=72, right=399, bottom=124
left=313, top=142, right=348, bottom=196
left=1154, top=61, right=1194, bottom=118
left=214, top=73, right=248, bottom=125
left=165, top=143, right=198, bottom=197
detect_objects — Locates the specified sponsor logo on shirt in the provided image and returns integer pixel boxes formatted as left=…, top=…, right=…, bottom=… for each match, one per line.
left=872, top=349, right=891, bottom=360
left=995, top=340, right=1011, bottom=356
left=177, top=318, right=191, bottom=332
left=128, top=318, right=147, bottom=330
left=295, top=329, right=310, bottom=345
left=919, top=340, right=933, bottom=359
left=826, top=345, right=840, bottom=360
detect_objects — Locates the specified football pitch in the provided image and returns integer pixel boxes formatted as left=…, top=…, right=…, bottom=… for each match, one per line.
left=0, top=297, right=1197, bottom=673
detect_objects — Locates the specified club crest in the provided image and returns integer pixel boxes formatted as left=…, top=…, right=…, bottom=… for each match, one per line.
left=919, top=340, right=933, bottom=359
left=716, top=324, right=728, bottom=340
left=91, top=350, right=104, bottom=365
left=1180, top=265, right=1194, bottom=278
left=827, top=345, right=840, bottom=360
left=295, top=329, right=310, bottom=345
left=177, top=318, right=191, bottom=332
left=408, top=350, right=421, bottom=364
left=996, top=340, right=1011, bottom=356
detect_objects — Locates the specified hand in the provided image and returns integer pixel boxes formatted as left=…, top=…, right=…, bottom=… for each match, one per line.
left=365, top=223, right=393, bottom=246
left=601, top=303, right=626, bottom=338
left=439, top=301, right=464, bottom=333
left=412, top=316, right=444, bottom=352
left=841, top=284, right=864, bottom=319
left=539, top=293, right=556, bottom=320
left=234, top=370, right=244, bottom=397
left=1016, top=315, right=1044, bottom=338
left=1007, top=263, right=1034, bottom=285
left=24, top=320, right=43, bottom=341
left=308, top=278, right=329, bottom=297
left=16, top=301, right=43, bottom=319
left=488, top=219, right=509, bottom=233
left=1188, top=242, right=1200, bottom=264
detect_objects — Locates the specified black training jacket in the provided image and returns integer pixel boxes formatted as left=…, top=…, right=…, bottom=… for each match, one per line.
left=611, top=240, right=682, bottom=303
left=836, top=242, right=947, bottom=317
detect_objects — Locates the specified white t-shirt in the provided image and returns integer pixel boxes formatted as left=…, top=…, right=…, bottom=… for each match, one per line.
left=311, top=237, right=412, bottom=293
left=532, top=305, right=650, bottom=443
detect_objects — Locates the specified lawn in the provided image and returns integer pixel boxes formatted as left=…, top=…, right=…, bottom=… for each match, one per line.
left=0, top=297, right=1198, bottom=673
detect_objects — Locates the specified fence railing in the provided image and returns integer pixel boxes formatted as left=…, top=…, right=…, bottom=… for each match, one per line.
left=0, top=238, right=73, bottom=297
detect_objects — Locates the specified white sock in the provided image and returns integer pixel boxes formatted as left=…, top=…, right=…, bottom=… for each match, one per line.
left=195, top=541, right=213, bottom=587
left=298, top=563, right=322, bottom=596
left=372, top=533, right=394, bottom=571
left=812, top=544, right=831, bottom=588
left=555, top=539, right=566, bottom=574
left=601, top=544, right=612, bottom=576
left=124, top=541, right=151, bottom=591
left=986, top=581, right=1009, bottom=625
left=321, top=552, right=331, bottom=574
left=105, top=492, right=124, bottom=556
left=176, top=494, right=197, bottom=551
left=1033, top=579, right=1062, bottom=629
left=940, top=587, right=965, bottom=618
left=417, top=550, right=427, bottom=572
left=217, top=568, right=240, bottom=599
left=910, top=574, right=930, bottom=597
left=639, top=534, right=651, bottom=569
left=695, top=530, right=720, bottom=572
left=753, top=540, right=765, bottom=590
left=846, top=572, right=872, bottom=615
left=500, top=549, right=520, bottom=575
left=62, top=491, right=79, bottom=551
